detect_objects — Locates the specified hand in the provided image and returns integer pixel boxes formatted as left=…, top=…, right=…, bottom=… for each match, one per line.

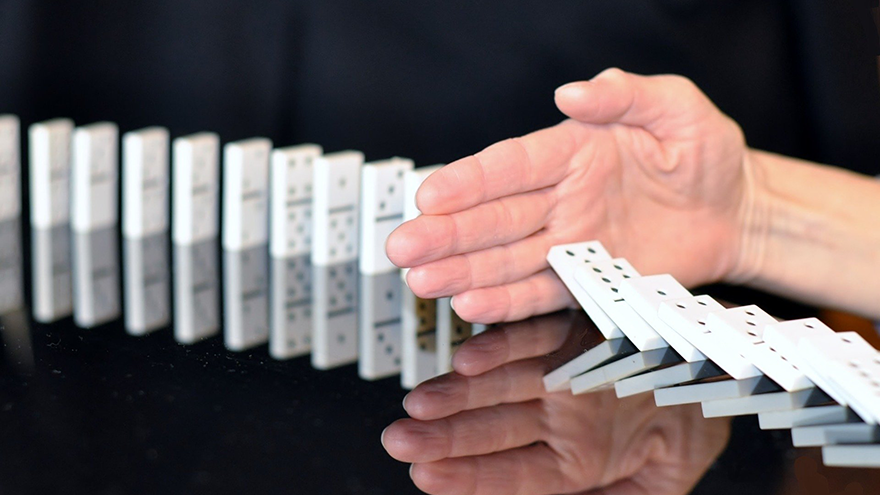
left=382, top=314, right=731, bottom=495
left=386, top=68, right=751, bottom=323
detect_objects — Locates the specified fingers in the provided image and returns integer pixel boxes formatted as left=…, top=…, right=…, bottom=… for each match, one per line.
left=451, top=268, right=574, bottom=324
left=554, top=68, right=710, bottom=137
left=402, top=358, right=549, bottom=421
left=386, top=187, right=555, bottom=269
left=451, top=312, right=575, bottom=376
left=414, top=121, right=582, bottom=216
left=403, top=230, right=554, bottom=299
left=410, top=443, right=569, bottom=495
left=383, top=401, right=546, bottom=463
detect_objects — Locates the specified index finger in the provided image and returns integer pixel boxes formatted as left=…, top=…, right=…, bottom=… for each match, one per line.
left=416, top=120, right=585, bottom=215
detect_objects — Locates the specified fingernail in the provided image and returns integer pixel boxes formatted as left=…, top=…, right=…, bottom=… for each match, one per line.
left=449, top=296, right=456, bottom=311
left=555, top=82, right=587, bottom=98
left=402, top=393, right=410, bottom=412
left=380, top=427, right=388, bottom=449
left=409, top=464, right=415, bottom=479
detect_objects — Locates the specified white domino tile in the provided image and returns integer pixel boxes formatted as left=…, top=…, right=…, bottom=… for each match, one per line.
left=222, top=138, right=272, bottom=251
left=172, top=133, right=220, bottom=245
left=401, top=165, right=442, bottom=280
left=270, top=144, right=322, bottom=258
left=437, top=297, right=473, bottom=374
left=270, top=254, right=313, bottom=360
left=570, top=347, right=679, bottom=395
left=359, top=272, right=404, bottom=380
left=657, top=295, right=763, bottom=380
left=654, top=375, right=779, bottom=407
left=823, top=445, right=880, bottom=468
left=71, top=122, right=119, bottom=232
left=360, top=157, right=414, bottom=274
left=0, top=115, right=21, bottom=220
left=759, top=405, right=857, bottom=430
left=543, top=337, right=636, bottom=393
left=122, top=127, right=170, bottom=238
left=546, top=242, right=620, bottom=339
left=29, top=119, right=74, bottom=229
left=223, top=246, right=270, bottom=351
left=312, top=151, right=364, bottom=265
left=401, top=286, right=438, bottom=390
left=614, top=360, right=723, bottom=398
left=763, top=318, right=844, bottom=405
left=792, top=423, right=880, bottom=447
left=701, top=387, right=828, bottom=418
left=619, top=274, right=704, bottom=361
left=312, top=261, right=359, bottom=369
left=706, top=305, right=812, bottom=391
left=799, top=332, right=880, bottom=424
left=574, top=259, right=667, bottom=351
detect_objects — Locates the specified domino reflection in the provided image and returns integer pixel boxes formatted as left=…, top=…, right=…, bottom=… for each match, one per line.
left=312, top=260, right=359, bottom=370
left=401, top=286, right=437, bottom=390
left=31, top=225, right=73, bottom=323
left=123, top=233, right=171, bottom=335
left=72, top=226, right=122, bottom=328
left=0, top=308, right=33, bottom=374
left=0, top=218, right=24, bottom=315
left=359, top=271, right=403, bottom=380
left=270, top=254, right=313, bottom=360
left=223, top=245, right=270, bottom=351
left=173, top=239, right=220, bottom=344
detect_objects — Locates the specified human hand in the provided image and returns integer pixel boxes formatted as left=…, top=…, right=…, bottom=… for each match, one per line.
left=382, top=313, right=731, bottom=495
left=386, top=68, right=751, bottom=323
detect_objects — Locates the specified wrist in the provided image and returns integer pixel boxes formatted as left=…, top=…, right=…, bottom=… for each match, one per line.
left=723, top=148, right=770, bottom=285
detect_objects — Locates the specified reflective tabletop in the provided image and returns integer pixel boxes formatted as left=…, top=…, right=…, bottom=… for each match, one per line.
left=1, top=215, right=879, bottom=495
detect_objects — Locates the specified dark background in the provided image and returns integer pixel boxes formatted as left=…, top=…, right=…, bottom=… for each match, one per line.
left=1, top=1, right=880, bottom=494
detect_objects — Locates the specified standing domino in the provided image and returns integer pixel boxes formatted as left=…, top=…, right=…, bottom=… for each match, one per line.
left=312, top=151, right=364, bottom=265
left=123, top=127, right=170, bottom=239
left=359, top=157, right=414, bottom=274
left=0, top=115, right=21, bottom=220
left=574, top=259, right=667, bottom=351
left=270, top=144, right=322, bottom=258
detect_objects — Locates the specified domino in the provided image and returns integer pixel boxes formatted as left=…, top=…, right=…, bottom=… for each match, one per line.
left=619, top=274, right=704, bottom=361
left=172, top=133, right=220, bottom=245
left=706, top=305, right=813, bottom=391
left=823, top=445, right=880, bottom=468
left=543, top=337, right=637, bottom=393
left=401, top=286, right=438, bottom=390
left=122, top=233, right=171, bottom=335
left=359, top=157, right=414, bottom=274
left=222, top=138, right=272, bottom=251
left=799, top=332, right=880, bottom=424
left=312, top=151, right=364, bottom=265
left=359, top=271, right=404, bottom=380
left=570, top=347, right=679, bottom=395
left=759, top=405, right=858, bottom=430
left=173, top=240, right=220, bottom=344
left=657, top=295, right=763, bottom=380
left=574, top=258, right=667, bottom=350
left=546, top=242, right=620, bottom=339
left=223, top=246, right=270, bottom=351
left=311, top=261, right=360, bottom=369
left=270, top=144, right=322, bottom=258
left=269, top=254, right=313, bottom=360
left=0, top=219, right=24, bottom=315
left=401, top=165, right=442, bottom=280
left=29, top=118, right=74, bottom=229
left=701, top=387, right=829, bottom=418
left=436, top=297, right=473, bottom=374
left=71, top=228, right=121, bottom=328
left=31, top=225, right=73, bottom=323
left=71, top=122, right=119, bottom=232
left=122, top=127, right=170, bottom=239
left=654, top=375, right=779, bottom=407
left=792, top=423, right=880, bottom=447
left=0, top=115, right=21, bottom=220
left=614, top=360, right=724, bottom=398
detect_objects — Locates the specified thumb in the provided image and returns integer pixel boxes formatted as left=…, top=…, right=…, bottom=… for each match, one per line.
left=554, top=68, right=714, bottom=136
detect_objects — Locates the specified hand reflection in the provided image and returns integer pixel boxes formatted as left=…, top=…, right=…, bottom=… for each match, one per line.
left=383, top=312, right=731, bottom=495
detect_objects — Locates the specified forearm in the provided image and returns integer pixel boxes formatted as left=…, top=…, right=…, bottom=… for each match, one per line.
left=729, top=149, right=880, bottom=319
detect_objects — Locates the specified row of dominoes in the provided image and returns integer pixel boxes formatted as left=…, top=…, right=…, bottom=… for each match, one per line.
left=1, top=114, right=477, bottom=390
left=545, top=241, right=880, bottom=468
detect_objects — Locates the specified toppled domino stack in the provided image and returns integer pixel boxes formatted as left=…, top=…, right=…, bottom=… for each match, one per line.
left=545, top=241, right=880, bottom=469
